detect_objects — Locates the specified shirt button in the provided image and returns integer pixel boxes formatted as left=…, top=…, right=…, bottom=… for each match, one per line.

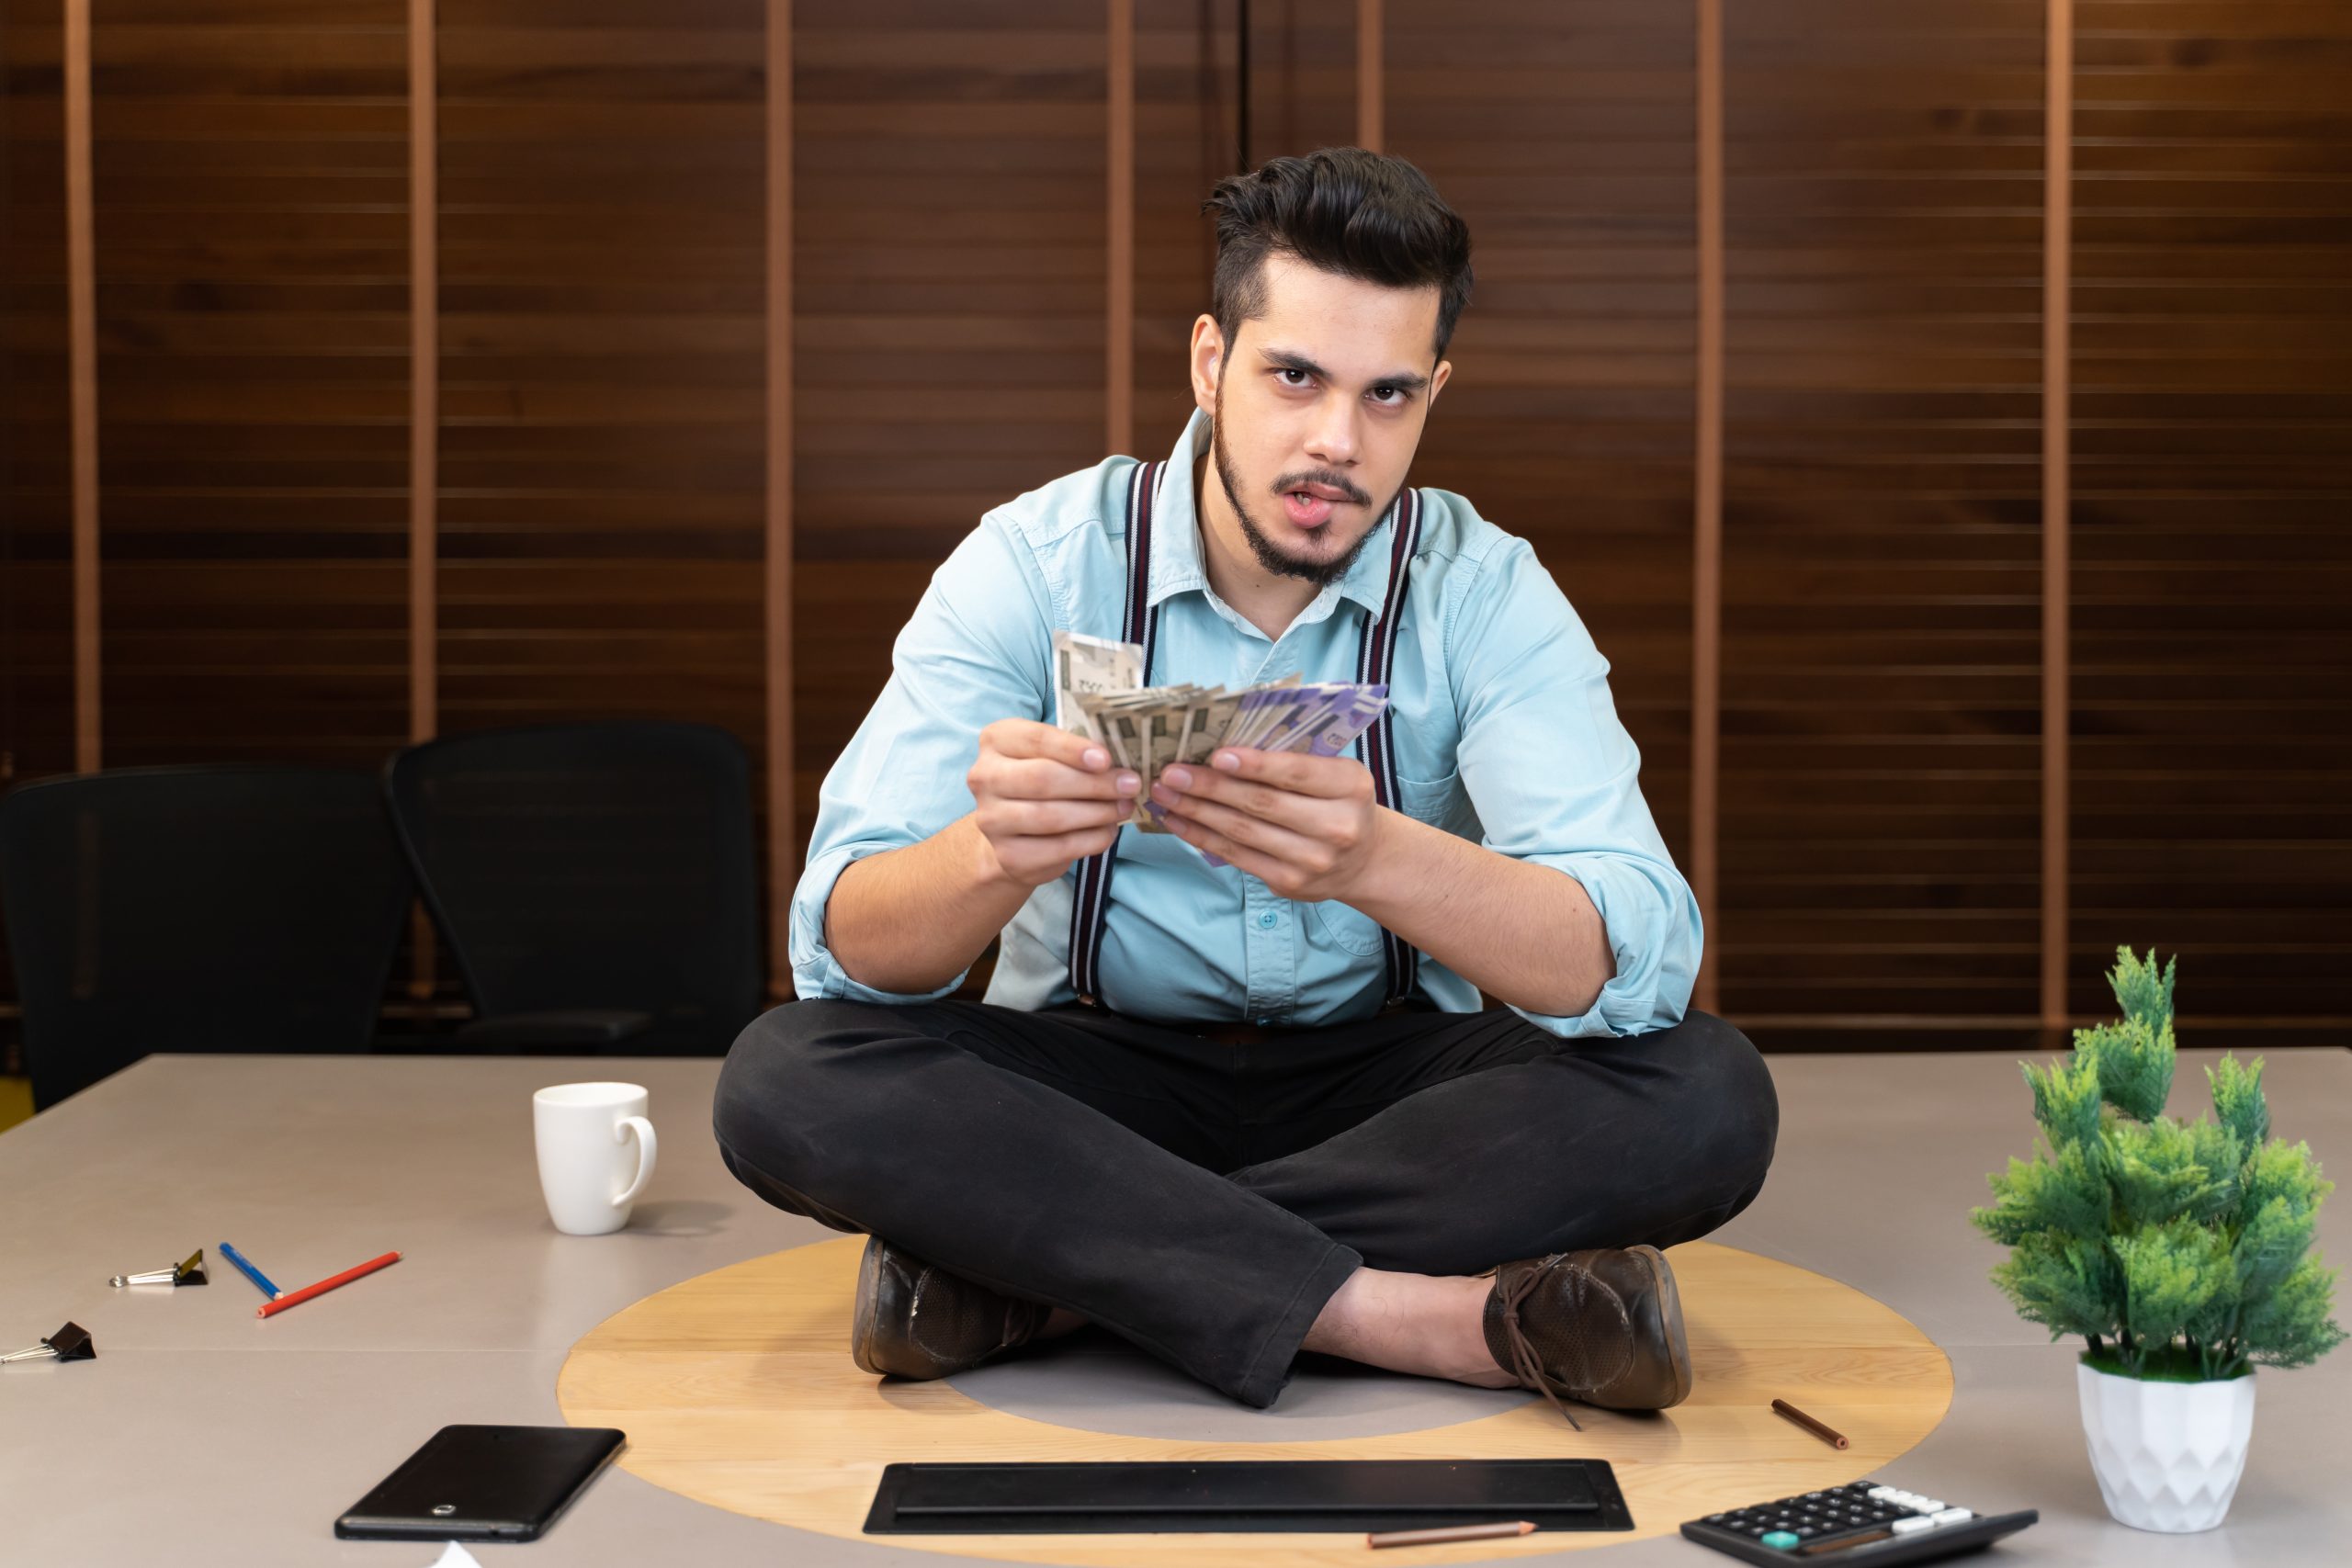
left=1257, top=910, right=1278, bottom=929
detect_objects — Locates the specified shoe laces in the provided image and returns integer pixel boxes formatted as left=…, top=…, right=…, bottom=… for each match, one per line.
left=1497, top=1253, right=1584, bottom=1430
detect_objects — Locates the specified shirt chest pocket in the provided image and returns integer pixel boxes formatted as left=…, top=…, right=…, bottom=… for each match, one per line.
left=1396, top=767, right=1467, bottom=831
left=1304, top=767, right=1468, bottom=957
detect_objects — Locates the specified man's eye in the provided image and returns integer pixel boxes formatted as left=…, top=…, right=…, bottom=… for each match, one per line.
left=1369, top=387, right=1404, bottom=405
left=1276, top=368, right=1312, bottom=388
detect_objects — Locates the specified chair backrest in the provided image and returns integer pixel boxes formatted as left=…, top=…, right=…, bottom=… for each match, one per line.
left=383, top=721, right=763, bottom=1053
left=0, top=766, right=414, bottom=1111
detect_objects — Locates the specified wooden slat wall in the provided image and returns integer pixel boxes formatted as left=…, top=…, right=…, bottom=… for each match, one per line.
left=0, top=0, right=74, bottom=1046
left=1107, top=0, right=1133, bottom=456
left=64, top=0, right=97, bottom=772
left=2041, top=0, right=2072, bottom=1035
left=435, top=1, right=766, bottom=737
left=2068, top=0, right=2352, bottom=1040
left=1390, top=0, right=1700, bottom=885
left=1717, top=0, right=2049, bottom=1048
left=0, top=0, right=76, bottom=797
left=763, top=0, right=793, bottom=995
left=85, top=1, right=411, bottom=769
left=1693, top=0, right=1724, bottom=1012
left=4, top=1, right=2350, bottom=1050
left=431, top=0, right=770, bottom=1010
left=1240, top=1, right=1354, bottom=172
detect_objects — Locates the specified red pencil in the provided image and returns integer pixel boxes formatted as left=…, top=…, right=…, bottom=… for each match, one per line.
left=256, top=1251, right=401, bottom=1318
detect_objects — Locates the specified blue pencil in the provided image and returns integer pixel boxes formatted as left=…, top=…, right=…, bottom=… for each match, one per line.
left=219, top=1242, right=282, bottom=1300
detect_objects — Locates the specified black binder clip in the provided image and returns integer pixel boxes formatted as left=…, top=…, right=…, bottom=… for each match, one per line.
left=1, top=1322, right=96, bottom=1365
left=110, top=1248, right=209, bottom=1289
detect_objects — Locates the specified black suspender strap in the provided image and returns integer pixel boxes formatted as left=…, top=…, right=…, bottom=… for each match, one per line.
left=1067, top=458, right=1165, bottom=1005
left=1355, top=486, right=1423, bottom=1005
left=1068, top=473, right=1423, bottom=1011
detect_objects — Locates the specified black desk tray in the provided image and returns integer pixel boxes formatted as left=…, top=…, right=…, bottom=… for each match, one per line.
left=865, top=1458, right=1632, bottom=1534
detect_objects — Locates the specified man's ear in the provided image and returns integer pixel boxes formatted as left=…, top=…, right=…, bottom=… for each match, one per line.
left=1189, top=314, right=1224, bottom=414
left=1430, top=358, right=1453, bottom=405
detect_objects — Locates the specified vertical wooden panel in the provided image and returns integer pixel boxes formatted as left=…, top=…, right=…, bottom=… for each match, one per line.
left=1691, top=0, right=1723, bottom=1012
left=410, top=0, right=438, bottom=750
left=1108, top=0, right=1135, bottom=455
left=1245, top=0, right=1356, bottom=159
left=92, top=2, right=413, bottom=771
left=64, top=0, right=98, bottom=771
left=0, top=0, right=79, bottom=1038
left=1355, top=0, right=1382, bottom=152
left=1, top=0, right=75, bottom=790
left=435, top=1, right=765, bottom=731
left=1390, top=1, right=1700, bottom=904
left=1719, top=1, right=2047, bottom=1047
left=2041, top=0, right=2069, bottom=1037
left=409, top=0, right=440, bottom=1004
left=766, top=0, right=795, bottom=996
left=2067, top=0, right=2352, bottom=1041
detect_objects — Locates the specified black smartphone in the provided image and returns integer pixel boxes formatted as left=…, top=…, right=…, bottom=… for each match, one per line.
left=334, top=1425, right=626, bottom=1542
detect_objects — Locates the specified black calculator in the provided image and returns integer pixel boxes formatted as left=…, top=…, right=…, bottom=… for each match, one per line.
left=1680, top=1480, right=2037, bottom=1564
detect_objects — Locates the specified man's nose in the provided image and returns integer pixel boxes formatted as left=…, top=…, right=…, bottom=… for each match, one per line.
left=1304, top=400, right=1361, bottom=468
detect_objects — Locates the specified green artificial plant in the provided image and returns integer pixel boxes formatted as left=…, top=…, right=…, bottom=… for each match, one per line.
left=1973, top=947, right=2346, bottom=1382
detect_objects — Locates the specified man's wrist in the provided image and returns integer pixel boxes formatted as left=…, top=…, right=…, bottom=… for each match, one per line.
left=1335, top=806, right=1419, bottom=915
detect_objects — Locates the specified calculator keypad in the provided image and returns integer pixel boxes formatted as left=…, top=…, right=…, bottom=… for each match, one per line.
left=1697, top=1480, right=1975, bottom=1547
left=1685, top=1478, right=2029, bottom=1565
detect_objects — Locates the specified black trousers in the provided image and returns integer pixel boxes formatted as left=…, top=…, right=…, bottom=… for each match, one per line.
left=711, top=998, right=1779, bottom=1410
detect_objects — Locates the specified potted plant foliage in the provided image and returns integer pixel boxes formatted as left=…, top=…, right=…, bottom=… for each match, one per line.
left=1973, top=947, right=2345, bottom=1532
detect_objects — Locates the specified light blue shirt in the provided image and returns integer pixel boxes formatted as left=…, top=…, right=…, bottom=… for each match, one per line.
left=791, top=409, right=1702, bottom=1037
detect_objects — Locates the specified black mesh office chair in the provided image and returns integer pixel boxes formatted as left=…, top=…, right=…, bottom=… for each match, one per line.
left=0, top=767, right=413, bottom=1111
left=383, top=722, right=763, bottom=1055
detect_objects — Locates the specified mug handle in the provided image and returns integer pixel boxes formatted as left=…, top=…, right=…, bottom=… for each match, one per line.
left=611, top=1115, right=659, bottom=1208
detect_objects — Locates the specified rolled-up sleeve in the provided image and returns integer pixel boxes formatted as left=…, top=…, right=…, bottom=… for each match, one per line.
left=790, top=513, right=1057, bottom=1002
left=1448, top=538, right=1702, bottom=1037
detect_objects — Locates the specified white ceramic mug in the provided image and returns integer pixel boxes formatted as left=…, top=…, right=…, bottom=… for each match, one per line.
left=533, top=1082, right=659, bottom=1235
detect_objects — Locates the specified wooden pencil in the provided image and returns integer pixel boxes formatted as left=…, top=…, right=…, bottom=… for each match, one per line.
left=1367, top=1520, right=1537, bottom=1548
left=1772, top=1396, right=1850, bottom=1449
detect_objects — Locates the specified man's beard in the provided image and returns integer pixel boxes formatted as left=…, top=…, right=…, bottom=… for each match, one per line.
left=1210, top=384, right=1395, bottom=589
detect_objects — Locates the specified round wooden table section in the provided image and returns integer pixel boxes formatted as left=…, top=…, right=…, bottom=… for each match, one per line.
left=558, top=1236, right=1952, bottom=1563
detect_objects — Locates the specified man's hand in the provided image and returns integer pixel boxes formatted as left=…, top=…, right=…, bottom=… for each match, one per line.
left=967, top=719, right=1141, bottom=888
left=1149, top=748, right=1385, bottom=902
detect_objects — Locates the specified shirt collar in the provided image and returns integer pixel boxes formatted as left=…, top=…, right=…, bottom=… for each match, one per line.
left=1147, top=407, right=1396, bottom=620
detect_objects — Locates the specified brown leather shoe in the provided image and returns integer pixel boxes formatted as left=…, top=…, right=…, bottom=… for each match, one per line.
left=849, top=1235, right=1051, bottom=1380
left=1482, top=1245, right=1692, bottom=1427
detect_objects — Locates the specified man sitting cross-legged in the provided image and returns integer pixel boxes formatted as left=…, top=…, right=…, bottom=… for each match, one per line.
left=713, top=147, right=1778, bottom=1423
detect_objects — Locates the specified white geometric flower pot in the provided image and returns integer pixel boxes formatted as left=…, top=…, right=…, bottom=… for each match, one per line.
left=2076, top=1359, right=2256, bottom=1532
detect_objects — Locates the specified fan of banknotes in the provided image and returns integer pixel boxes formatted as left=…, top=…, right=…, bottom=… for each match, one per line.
left=1052, top=629, right=1389, bottom=838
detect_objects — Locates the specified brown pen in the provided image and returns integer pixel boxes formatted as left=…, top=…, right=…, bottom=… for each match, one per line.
left=1772, top=1396, right=1850, bottom=1449
left=1367, top=1520, right=1538, bottom=1549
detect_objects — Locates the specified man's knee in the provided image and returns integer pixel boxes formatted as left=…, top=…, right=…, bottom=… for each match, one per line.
left=1656, top=1008, right=1780, bottom=1203
left=714, top=998, right=801, bottom=1153
left=710, top=998, right=895, bottom=1170
left=711, top=998, right=879, bottom=1233
left=713, top=995, right=893, bottom=1112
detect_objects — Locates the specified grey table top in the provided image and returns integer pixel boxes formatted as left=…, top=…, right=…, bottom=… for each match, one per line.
left=3, top=1045, right=2346, bottom=1566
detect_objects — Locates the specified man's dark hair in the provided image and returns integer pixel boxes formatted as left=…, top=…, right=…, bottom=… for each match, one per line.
left=1203, top=147, right=1474, bottom=361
